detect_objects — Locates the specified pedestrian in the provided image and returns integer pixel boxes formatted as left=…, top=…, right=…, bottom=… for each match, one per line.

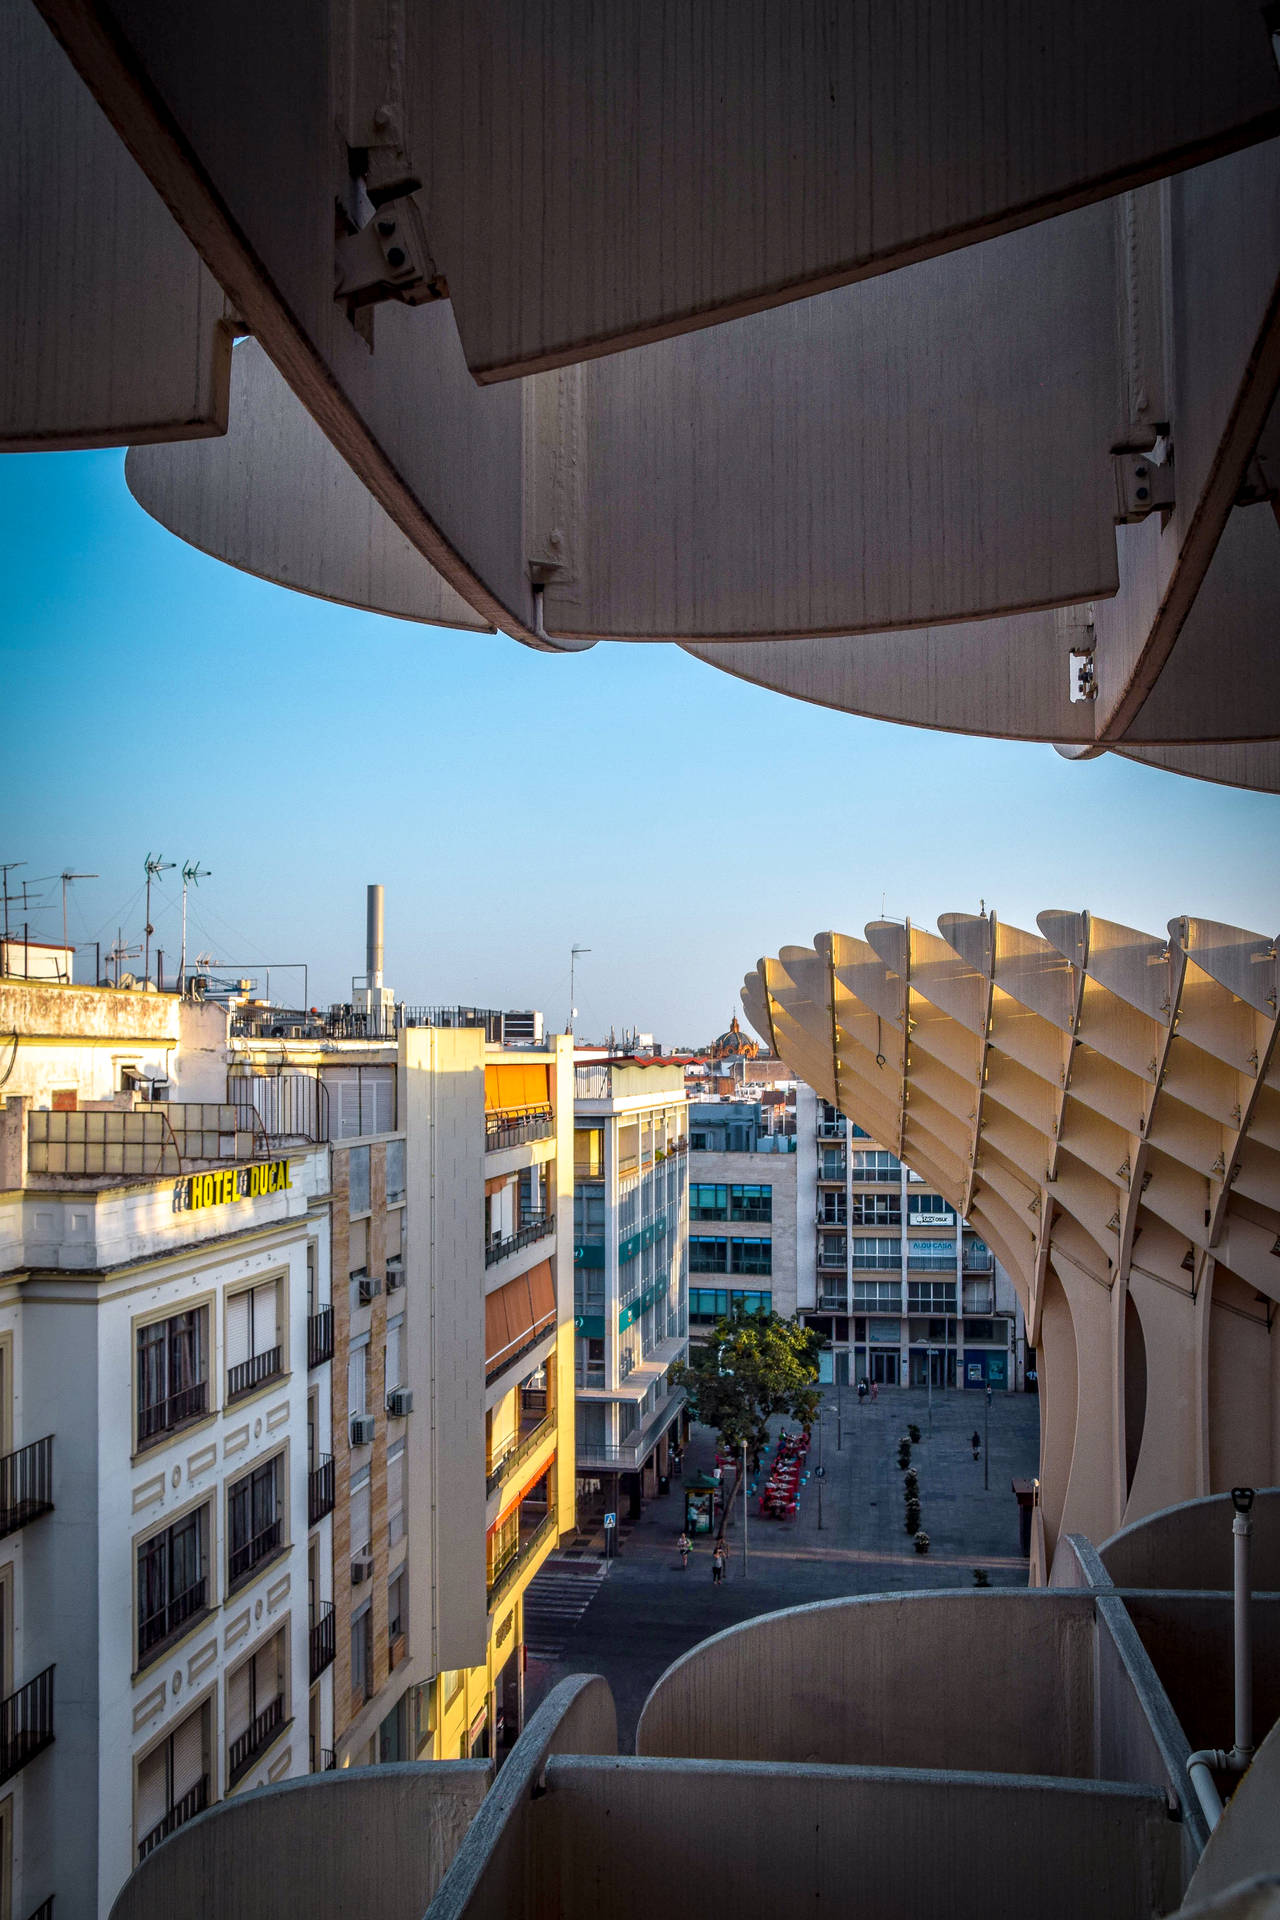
left=677, top=1531, right=691, bottom=1569
left=971, top=1431, right=981, bottom=1460
left=857, top=1379, right=868, bottom=1404
left=870, top=1379, right=878, bottom=1402
left=711, top=1542, right=726, bottom=1584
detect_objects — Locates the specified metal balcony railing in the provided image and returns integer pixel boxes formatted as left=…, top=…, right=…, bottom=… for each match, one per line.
left=308, top=1306, right=334, bottom=1368
left=816, top=1119, right=846, bottom=1137
left=24, top=1898, right=55, bottom=1920
left=485, top=1214, right=553, bottom=1268
left=228, top=1517, right=282, bottom=1587
left=309, top=1602, right=336, bottom=1681
left=138, top=1576, right=208, bottom=1661
left=137, top=1379, right=208, bottom=1446
left=486, top=1105, right=555, bottom=1152
left=486, top=1510, right=556, bottom=1613
left=308, top=1454, right=335, bottom=1525
left=227, top=1693, right=284, bottom=1787
left=137, top=1775, right=208, bottom=1861
left=0, top=1436, right=54, bottom=1538
left=817, top=1293, right=849, bottom=1312
left=486, top=1412, right=556, bottom=1498
left=227, top=1346, right=283, bottom=1401
left=0, top=1666, right=54, bottom=1784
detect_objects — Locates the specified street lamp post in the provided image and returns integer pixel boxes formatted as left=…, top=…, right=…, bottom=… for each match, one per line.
left=984, top=1384, right=992, bottom=1491
left=741, top=1437, right=749, bottom=1578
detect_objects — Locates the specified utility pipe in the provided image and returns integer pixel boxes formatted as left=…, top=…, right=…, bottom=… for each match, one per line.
left=1186, top=1487, right=1255, bottom=1831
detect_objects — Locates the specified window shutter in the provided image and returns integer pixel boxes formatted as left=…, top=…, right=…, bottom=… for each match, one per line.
left=226, top=1658, right=252, bottom=1742
left=350, top=1477, right=371, bottom=1556
left=252, top=1280, right=279, bottom=1353
left=171, top=1705, right=205, bottom=1799
left=255, top=1632, right=281, bottom=1704
left=136, top=1742, right=169, bottom=1836
left=348, top=1348, right=367, bottom=1415
left=385, top=1319, right=403, bottom=1393
left=335, top=1076, right=362, bottom=1140
left=372, top=1071, right=395, bottom=1134
left=226, top=1292, right=250, bottom=1369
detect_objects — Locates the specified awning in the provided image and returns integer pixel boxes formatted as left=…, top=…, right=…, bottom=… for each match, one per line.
left=484, top=1062, right=551, bottom=1112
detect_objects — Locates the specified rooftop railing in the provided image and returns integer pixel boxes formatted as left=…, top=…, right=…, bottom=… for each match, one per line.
left=230, top=1002, right=511, bottom=1042
left=26, top=1102, right=269, bottom=1179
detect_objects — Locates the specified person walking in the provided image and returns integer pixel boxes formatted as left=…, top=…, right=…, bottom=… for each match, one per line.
left=677, top=1532, right=691, bottom=1569
left=711, top=1542, right=726, bottom=1584
left=971, top=1431, right=981, bottom=1460
left=870, top=1379, right=878, bottom=1402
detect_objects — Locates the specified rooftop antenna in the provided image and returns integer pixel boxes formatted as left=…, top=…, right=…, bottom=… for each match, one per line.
left=143, top=854, right=176, bottom=988
left=569, top=945, right=591, bottom=1037
left=106, top=927, right=142, bottom=988
left=0, top=863, right=25, bottom=944
left=59, top=870, right=98, bottom=968
left=179, top=862, right=211, bottom=996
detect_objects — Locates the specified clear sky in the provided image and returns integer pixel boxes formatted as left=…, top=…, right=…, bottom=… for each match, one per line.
left=4, top=448, right=1278, bottom=1046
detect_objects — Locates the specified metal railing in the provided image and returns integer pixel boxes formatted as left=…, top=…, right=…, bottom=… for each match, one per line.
left=138, top=1379, right=208, bottom=1446
left=485, top=1214, right=553, bottom=1268
left=963, top=1253, right=995, bottom=1272
left=308, top=1455, right=335, bottom=1525
left=27, top=1107, right=182, bottom=1178
left=816, top=1119, right=846, bottom=1137
left=308, top=1305, right=334, bottom=1368
left=231, top=1003, right=510, bottom=1042
left=0, top=1436, right=54, bottom=1538
left=486, top=1412, right=556, bottom=1498
left=137, top=1775, right=208, bottom=1861
left=228, top=1517, right=282, bottom=1586
left=487, top=1510, right=556, bottom=1613
left=485, top=1105, right=555, bottom=1152
left=0, top=1666, right=54, bottom=1784
left=309, top=1602, right=336, bottom=1681
left=816, top=1293, right=849, bottom=1312
left=319, top=1748, right=337, bottom=1772
left=485, top=1312, right=558, bottom=1389
left=227, top=1346, right=283, bottom=1401
left=815, top=1211, right=847, bottom=1227
left=24, top=1898, right=55, bottom=1920
left=227, top=1693, right=284, bottom=1786
left=138, top=1577, right=207, bottom=1660
left=229, top=1072, right=330, bottom=1144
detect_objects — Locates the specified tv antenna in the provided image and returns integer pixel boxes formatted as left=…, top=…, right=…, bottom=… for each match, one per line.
left=106, top=928, right=142, bottom=988
left=179, top=862, right=212, bottom=996
left=0, top=863, right=25, bottom=944
left=59, top=870, right=98, bottom=962
left=569, top=944, right=591, bottom=1037
left=142, top=854, right=176, bottom=987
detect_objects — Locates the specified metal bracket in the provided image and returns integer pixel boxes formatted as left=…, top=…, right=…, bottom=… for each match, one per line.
left=334, top=190, right=447, bottom=311
left=1113, top=437, right=1174, bottom=523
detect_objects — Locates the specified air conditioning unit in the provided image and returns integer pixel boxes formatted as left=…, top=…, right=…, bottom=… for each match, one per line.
left=350, top=1413, right=376, bottom=1447
left=350, top=1553, right=373, bottom=1585
left=357, top=1275, right=381, bottom=1306
left=386, top=1388, right=413, bottom=1417
left=385, top=1263, right=404, bottom=1292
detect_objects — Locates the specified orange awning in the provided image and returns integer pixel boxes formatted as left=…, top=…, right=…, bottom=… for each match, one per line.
left=484, top=1062, right=551, bottom=1112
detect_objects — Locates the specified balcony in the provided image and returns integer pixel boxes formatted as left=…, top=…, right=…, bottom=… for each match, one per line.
left=815, top=1242, right=847, bottom=1270
left=816, top=1119, right=846, bottom=1138
left=0, top=1666, right=54, bottom=1784
left=25, top=1900, right=55, bottom=1920
left=485, top=1214, right=553, bottom=1268
left=138, top=1576, right=208, bottom=1662
left=308, top=1306, right=334, bottom=1368
left=227, top=1346, right=284, bottom=1401
left=309, top=1602, right=336, bottom=1682
left=816, top=1292, right=849, bottom=1312
left=486, top=1411, right=556, bottom=1498
left=486, top=1105, right=555, bottom=1152
left=138, top=1379, right=208, bottom=1447
left=308, top=1454, right=335, bottom=1525
left=815, top=1211, right=847, bottom=1228
left=487, top=1509, right=556, bottom=1614
left=963, top=1253, right=995, bottom=1274
left=228, top=1518, right=282, bottom=1588
left=0, top=1436, right=54, bottom=1538
left=137, top=1775, right=209, bottom=1861
left=228, top=1693, right=285, bottom=1787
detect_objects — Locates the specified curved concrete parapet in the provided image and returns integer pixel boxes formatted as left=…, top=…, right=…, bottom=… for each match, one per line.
left=425, top=1673, right=617, bottom=1920
left=1182, top=1721, right=1280, bottom=1908
left=1100, top=1490, right=1280, bottom=1591
left=108, top=1762, right=492, bottom=1920
left=1175, top=1879, right=1280, bottom=1920
left=636, top=1591, right=1096, bottom=1775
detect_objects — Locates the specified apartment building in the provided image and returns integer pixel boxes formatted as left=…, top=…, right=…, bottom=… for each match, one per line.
left=572, top=1058, right=689, bottom=1521
left=0, top=976, right=331, bottom=1919
left=686, top=1099, right=799, bottom=1333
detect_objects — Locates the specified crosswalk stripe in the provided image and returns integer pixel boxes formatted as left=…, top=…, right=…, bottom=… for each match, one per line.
left=522, top=1560, right=606, bottom=1658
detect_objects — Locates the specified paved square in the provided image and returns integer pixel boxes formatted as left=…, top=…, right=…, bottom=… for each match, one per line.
left=525, top=1384, right=1041, bottom=1749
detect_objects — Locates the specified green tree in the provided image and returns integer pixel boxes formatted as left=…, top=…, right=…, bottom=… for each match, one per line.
left=671, top=1310, right=822, bottom=1460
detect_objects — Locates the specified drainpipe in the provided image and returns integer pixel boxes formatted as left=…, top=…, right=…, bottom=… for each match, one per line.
left=1186, top=1487, right=1255, bottom=1829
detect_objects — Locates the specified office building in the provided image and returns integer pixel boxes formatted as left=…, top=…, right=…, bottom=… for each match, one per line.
left=572, top=1057, right=689, bottom=1521
left=686, top=1097, right=798, bottom=1332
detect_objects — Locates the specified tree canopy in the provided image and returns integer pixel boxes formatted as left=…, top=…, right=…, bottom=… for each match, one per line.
left=671, top=1310, right=822, bottom=1457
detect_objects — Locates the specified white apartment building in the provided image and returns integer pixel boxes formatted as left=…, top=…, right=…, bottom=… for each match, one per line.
left=0, top=978, right=332, bottom=1919
left=685, top=1098, right=799, bottom=1330
left=572, top=1058, right=689, bottom=1520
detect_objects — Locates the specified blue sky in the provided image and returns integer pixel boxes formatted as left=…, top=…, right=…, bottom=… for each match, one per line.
left=3, top=448, right=1278, bottom=1045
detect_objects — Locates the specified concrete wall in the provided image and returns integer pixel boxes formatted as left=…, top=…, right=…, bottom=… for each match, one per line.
left=635, top=1591, right=1097, bottom=1777
left=1100, top=1491, right=1280, bottom=1592
left=1123, top=1594, right=1280, bottom=1757
left=108, top=1763, right=490, bottom=1920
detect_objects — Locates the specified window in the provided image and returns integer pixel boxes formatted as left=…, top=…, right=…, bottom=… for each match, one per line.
left=909, top=1192, right=954, bottom=1222
left=851, top=1193, right=900, bottom=1227
left=378, top=1692, right=409, bottom=1761
left=689, top=1183, right=728, bottom=1221
left=385, top=1316, right=404, bottom=1395
left=690, top=1132, right=707, bottom=1151
left=137, top=1307, right=208, bottom=1446
left=351, top=1604, right=374, bottom=1702
left=227, top=1628, right=286, bottom=1785
left=730, top=1184, right=772, bottom=1222
left=388, top=1569, right=406, bottom=1644
left=818, top=1150, right=846, bottom=1180
left=908, top=1238, right=956, bottom=1269
left=852, top=1150, right=901, bottom=1182
left=851, top=1237, right=901, bottom=1269
left=227, top=1455, right=284, bottom=1588
left=350, top=1468, right=372, bottom=1561
left=443, top=1668, right=464, bottom=1708
left=327, top=1066, right=396, bottom=1140
left=730, top=1237, right=772, bottom=1276
left=385, top=1138, right=406, bottom=1207
left=817, top=1193, right=847, bottom=1224
left=137, top=1507, right=210, bottom=1663
left=348, top=1146, right=371, bottom=1216
left=573, top=1127, right=603, bottom=1177
left=348, top=1342, right=368, bottom=1417
left=908, top=1281, right=956, bottom=1314
left=136, top=1701, right=210, bottom=1860
left=816, top=1235, right=846, bottom=1267
left=853, top=1282, right=902, bottom=1311
left=226, top=1280, right=282, bottom=1400
left=965, top=1319, right=999, bottom=1341
left=387, top=1442, right=407, bottom=1546
left=867, top=1315, right=901, bottom=1342
left=688, top=1288, right=729, bottom=1322
left=690, top=1236, right=728, bottom=1273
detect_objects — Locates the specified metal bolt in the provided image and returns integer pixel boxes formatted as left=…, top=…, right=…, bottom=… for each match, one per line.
left=377, top=219, right=396, bottom=237
left=373, top=105, right=393, bottom=129
left=1136, top=486, right=1149, bottom=501
left=386, top=247, right=406, bottom=269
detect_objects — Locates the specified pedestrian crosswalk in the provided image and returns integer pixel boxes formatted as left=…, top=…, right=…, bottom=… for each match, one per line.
left=522, top=1559, right=607, bottom=1661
